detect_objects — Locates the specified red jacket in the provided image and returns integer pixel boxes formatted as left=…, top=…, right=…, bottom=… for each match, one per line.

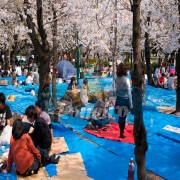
left=7, top=134, right=41, bottom=174
left=159, top=76, right=165, bottom=84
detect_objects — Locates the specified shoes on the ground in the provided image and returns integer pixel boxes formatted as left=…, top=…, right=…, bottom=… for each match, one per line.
left=49, top=154, right=60, bottom=164
left=119, top=135, right=126, bottom=138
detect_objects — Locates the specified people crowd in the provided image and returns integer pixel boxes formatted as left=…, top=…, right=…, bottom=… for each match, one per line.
left=0, top=56, right=178, bottom=177
left=153, top=64, right=177, bottom=90
left=0, top=58, right=40, bottom=86
left=0, top=92, right=59, bottom=176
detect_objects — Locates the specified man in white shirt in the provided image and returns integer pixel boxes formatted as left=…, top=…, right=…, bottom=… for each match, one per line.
left=16, top=65, right=22, bottom=76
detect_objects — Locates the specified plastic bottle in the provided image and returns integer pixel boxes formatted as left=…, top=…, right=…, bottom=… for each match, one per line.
left=128, top=158, right=134, bottom=180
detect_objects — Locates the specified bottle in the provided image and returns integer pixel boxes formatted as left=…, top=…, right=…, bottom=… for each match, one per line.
left=128, top=158, right=134, bottom=180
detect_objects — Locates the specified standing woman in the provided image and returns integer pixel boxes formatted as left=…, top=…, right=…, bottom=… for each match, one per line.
left=114, top=63, right=132, bottom=138
left=2, top=119, right=41, bottom=176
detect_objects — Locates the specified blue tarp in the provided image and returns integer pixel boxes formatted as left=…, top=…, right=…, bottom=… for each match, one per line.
left=0, top=76, right=180, bottom=180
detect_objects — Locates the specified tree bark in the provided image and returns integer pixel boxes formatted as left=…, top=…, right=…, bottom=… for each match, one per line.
left=51, top=5, right=58, bottom=108
left=24, top=0, right=51, bottom=112
left=176, top=48, right=180, bottom=112
left=112, top=0, right=117, bottom=96
left=145, top=32, right=152, bottom=85
left=176, top=0, right=180, bottom=112
left=132, top=0, right=148, bottom=179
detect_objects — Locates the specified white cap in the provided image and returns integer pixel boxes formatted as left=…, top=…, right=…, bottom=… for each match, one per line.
left=131, top=158, right=133, bottom=161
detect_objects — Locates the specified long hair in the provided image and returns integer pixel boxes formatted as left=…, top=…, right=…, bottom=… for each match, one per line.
left=12, top=119, right=25, bottom=140
left=70, top=77, right=76, bottom=84
left=116, top=63, right=127, bottom=77
left=83, top=78, right=88, bottom=85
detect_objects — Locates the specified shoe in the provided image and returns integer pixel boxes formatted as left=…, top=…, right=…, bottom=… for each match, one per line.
left=49, top=154, right=60, bottom=164
left=120, top=135, right=126, bottom=138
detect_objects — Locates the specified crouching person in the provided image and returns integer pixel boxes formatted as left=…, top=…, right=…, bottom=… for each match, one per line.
left=2, top=119, right=41, bottom=176
left=85, top=100, right=115, bottom=130
left=25, top=105, right=59, bottom=166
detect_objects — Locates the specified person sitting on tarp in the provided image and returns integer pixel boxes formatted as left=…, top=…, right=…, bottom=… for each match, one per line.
left=85, top=99, right=115, bottom=130
left=35, top=100, right=54, bottom=140
left=168, top=73, right=176, bottom=90
left=80, top=78, right=89, bottom=106
left=67, top=77, right=82, bottom=110
left=32, top=68, right=39, bottom=85
left=26, top=71, right=33, bottom=84
left=67, top=77, right=78, bottom=91
left=2, top=119, right=41, bottom=176
left=24, top=105, right=59, bottom=166
left=158, top=73, right=167, bottom=88
left=102, top=92, right=114, bottom=108
left=0, top=92, right=12, bottom=135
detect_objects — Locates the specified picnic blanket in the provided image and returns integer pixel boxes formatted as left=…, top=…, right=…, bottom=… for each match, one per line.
left=49, top=137, right=69, bottom=156
left=17, top=168, right=48, bottom=180
left=84, top=122, right=134, bottom=144
left=157, top=106, right=176, bottom=114
left=50, top=153, right=93, bottom=180
left=16, top=137, right=69, bottom=180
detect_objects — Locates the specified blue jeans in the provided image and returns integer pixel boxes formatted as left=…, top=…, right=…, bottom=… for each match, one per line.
left=91, top=118, right=110, bottom=127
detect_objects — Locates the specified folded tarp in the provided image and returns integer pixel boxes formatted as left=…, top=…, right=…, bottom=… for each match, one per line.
left=156, top=125, right=180, bottom=143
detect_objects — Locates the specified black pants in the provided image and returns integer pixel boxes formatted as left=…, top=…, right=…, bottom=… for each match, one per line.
left=118, top=117, right=126, bottom=136
left=17, top=157, right=40, bottom=176
left=37, top=146, right=51, bottom=167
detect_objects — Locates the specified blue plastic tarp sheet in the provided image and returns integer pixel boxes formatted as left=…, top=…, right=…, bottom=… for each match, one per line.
left=0, top=76, right=180, bottom=180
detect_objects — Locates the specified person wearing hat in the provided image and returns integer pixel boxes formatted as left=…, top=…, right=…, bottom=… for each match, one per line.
left=0, top=92, right=12, bottom=134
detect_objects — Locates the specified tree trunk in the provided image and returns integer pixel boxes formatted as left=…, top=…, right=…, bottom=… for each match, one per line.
left=10, top=34, right=18, bottom=85
left=176, top=0, right=180, bottom=112
left=38, top=56, right=51, bottom=112
left=145, top=32, right=152, bottom=85
left=51, top=5, right=58, bottom=108
left=176, top=49, right=180, bottom=112
left=132, top=1, right=148, bottom=179
left=112, top=0, right=117, bottom=95
left=24, top=0, right=51, bottom=112
left=10, top=34, right=18, bottom=64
